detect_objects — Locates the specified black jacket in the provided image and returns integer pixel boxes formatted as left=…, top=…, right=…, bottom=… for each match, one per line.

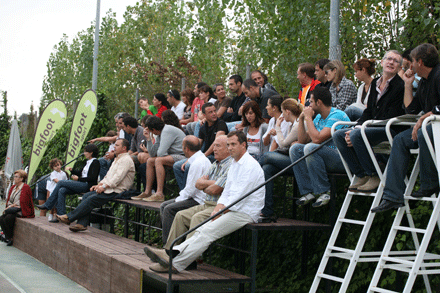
left=71, top=159, right=100, bottom=189
left=357, top=74, right=405, bottom=126
left=222, top=92, right=246, bottom=122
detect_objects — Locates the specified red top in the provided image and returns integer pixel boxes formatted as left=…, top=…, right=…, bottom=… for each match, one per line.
left=147, top=105, right=168, bottom=119
left=6, top=184, right=35, bottom=218
left=191, top=98, right=205, bottom=122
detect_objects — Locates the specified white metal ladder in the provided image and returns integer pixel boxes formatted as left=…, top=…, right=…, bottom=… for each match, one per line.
left=310, top=115, right=420, bottom=293
left=367, top=115, right=440, bottom=293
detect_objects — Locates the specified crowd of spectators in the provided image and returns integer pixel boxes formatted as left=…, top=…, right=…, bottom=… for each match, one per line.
left=26, top=43, right=440, bottom=274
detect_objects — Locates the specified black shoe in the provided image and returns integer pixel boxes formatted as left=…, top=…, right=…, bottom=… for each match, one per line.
left=5, top=239, right=13, bottom=246
left=371, top=199, right=404, bottom=213
left=411, top=187, right=440, bottom=198
left=36, top=204, right=48, bottom=211
left=257, top=214, right=278, bottom=223
left=187, top=261, right=198, bottom=270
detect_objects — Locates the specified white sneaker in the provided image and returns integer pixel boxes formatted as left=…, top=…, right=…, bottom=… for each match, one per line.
left=48, top=214, right=53, bottom=221
left=312, top=193, right=331, bottom=208
left=296, top=193, right=315, bottom=206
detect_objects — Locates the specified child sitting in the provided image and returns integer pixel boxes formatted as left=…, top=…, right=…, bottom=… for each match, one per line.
left=45, top=158, right=68, bottom=221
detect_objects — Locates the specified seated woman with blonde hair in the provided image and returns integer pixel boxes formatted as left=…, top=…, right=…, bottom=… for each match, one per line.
left=0, top=170, right=34, bottom=246
left=259, top=98, right=303, bottom=218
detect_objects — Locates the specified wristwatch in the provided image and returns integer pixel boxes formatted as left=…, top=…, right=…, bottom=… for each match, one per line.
left=102, top=184, right=107, bottom=189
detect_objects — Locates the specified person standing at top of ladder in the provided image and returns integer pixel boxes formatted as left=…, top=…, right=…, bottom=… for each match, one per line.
left=372, top=43, right=440, bottom=213
left=333, top=50, right=405, bottom=193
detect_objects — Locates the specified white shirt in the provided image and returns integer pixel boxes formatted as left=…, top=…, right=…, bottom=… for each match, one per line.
left=263, top=114, right=291, bottom=149
left=171, top=101, right=186, bottom=120
left=246, top=127, right=262, bottom=155
left=175, top=150, right=211, bottom=204
left=217, top=151, right=265, bottom=223
left=107, top=142, right=115, bottom=153
left=46, top=170, right=68, bottom=194
left=82, top=158, right=97, bottom=178
left=118, top=129, right=125, bottom=139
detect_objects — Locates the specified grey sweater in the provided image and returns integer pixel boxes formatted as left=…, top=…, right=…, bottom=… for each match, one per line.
left=146, top=125, right=185, bottom=157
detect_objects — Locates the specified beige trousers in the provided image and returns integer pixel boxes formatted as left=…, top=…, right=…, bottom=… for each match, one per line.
left=164, top=201, right=217, bottom=250
left=171, top=210, right=252, bottom=272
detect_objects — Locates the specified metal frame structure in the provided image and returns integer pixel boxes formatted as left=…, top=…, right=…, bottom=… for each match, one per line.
left=367, top=115, right=440, bottom=293
left=310, top=115, right=421, bottom=292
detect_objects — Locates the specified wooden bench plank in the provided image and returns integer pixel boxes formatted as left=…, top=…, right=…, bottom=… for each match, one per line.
left=113, top=199, right=161, bottom=211
left=13, top=217, right=252, bottom=292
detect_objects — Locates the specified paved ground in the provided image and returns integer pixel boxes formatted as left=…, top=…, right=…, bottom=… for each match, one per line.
left=0, top=200, right=90, bottom=293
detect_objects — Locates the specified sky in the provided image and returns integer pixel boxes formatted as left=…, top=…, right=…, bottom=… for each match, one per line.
left=0, top=0, right=140, bottom=117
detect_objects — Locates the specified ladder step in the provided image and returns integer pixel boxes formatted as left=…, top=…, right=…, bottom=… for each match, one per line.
left=383, top=264, right=411, bottom=273
left=338, top=218, right=366, bottom=225
left=327, top=245, right=354, bottom=254
left=369, top=287, right=399, bottom=293
left=348, top=191, right=377, bottom=197
left=382, top=256, right=414, bottom=266
left=405, top=195, right=437, bottom=202
left=392, top=225, right=426, bottom=233
left=317, top=273, right=344, bottom=283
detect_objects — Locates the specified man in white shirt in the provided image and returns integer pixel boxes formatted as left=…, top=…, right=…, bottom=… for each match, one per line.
left=159, top=135, right=211, bottom=246
left=145, top=131, right=265, bottom=273
left=167, top=89, right=186, bottom=120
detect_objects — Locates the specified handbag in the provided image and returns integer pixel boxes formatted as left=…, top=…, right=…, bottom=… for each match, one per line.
left=4, top=207, right=21, bottom=215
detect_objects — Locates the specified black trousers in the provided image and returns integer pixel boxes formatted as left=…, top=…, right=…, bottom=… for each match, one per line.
left=0, top=213, right=17, bottom=239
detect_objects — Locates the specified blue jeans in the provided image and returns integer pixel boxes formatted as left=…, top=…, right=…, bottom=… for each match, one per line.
left=173, top=159, right=190, bottom=190
left=226, top=121, right=241, bottom=132
left=344, top=105, right=364, bottom=121
left=43, top=180, right=89, bottom=215
left=98, top=157, right=112, bottom=180
left=194, top=121, right=201, bottom=138
left=383, top=126, right=438, bottom=203
left=333, top=127, right=392, bottom=177
left=290, top=142, right=345, bottom=195
left=67, top=190, right=118, bottom=227
left=259, top=151, right=294, bottom=216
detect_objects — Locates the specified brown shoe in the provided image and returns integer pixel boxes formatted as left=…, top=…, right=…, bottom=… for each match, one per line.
left=144, top=245, right=170, bottom=266
left=357, top=176, right=381, bottom=193
left=143, top=193, right=164, bottom=202
left=150, top=263, right=178, bottom=273
left=131, top=192, right=151, bottom=200
left=348, top=176, right=370, bottom=191
left=56, top=215, right=71, bottom=225
left=69, top=224, right=87, bottom=232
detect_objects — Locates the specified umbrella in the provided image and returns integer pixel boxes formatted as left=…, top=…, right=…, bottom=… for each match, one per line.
left=4, top=120, right=23, bottom=196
